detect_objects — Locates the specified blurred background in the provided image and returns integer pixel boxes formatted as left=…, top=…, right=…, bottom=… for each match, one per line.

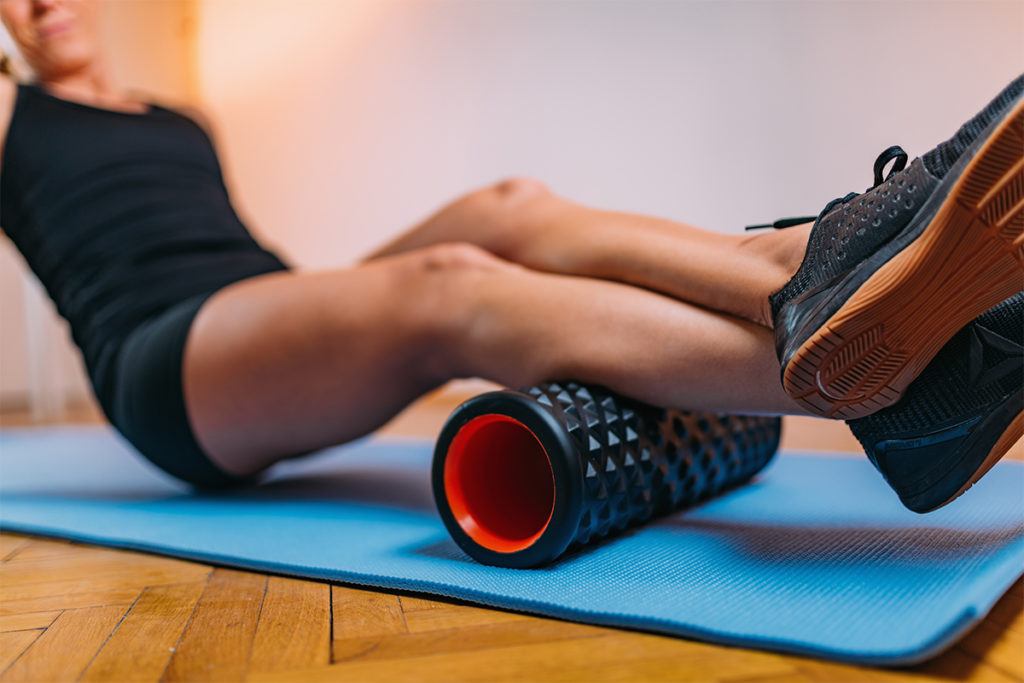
left=1, top=0, right=1022, bottom=419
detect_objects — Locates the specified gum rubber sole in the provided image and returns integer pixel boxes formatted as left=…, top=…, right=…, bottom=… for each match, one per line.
left=915, top=410, right=1024, bottom=513
left=784, top=100, right=1024, bottom=420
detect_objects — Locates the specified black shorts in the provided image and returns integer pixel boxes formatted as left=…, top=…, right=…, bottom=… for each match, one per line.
left=104, top=292, right=252, bottom=489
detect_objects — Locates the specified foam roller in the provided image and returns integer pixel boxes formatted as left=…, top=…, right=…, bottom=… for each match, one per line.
left=432, top=381, right=781, bottom=568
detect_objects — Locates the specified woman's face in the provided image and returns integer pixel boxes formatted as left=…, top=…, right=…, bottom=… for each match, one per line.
left=1, top=0, right=102, bottom=81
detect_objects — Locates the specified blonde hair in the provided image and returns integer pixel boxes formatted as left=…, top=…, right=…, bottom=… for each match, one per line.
left=0, top=50, right=28, bottom=82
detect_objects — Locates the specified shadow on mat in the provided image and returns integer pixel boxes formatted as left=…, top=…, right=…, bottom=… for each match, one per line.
left=411, top=514, right=1024, bottom=569
left=3, top=465, right=438, bottom=515
left=661, top=517, right=1024, bottom=565
left=206, top=466, right=437, bottom=514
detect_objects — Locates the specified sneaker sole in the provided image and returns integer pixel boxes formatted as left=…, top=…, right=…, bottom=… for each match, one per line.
left=784, top=99, right=1024, bottom=419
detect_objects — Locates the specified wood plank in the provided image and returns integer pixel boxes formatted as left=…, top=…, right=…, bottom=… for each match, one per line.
left=162, top=568, right=266, bottom=682
left=796, top=642, right=1024, bottom=683
left=0, top=604, right=127, bottom=682
left=914, top=646, right=1019, bottom=682
left=985, top=580, right=1024, bottom=631
left=956, top=618, right=1024, bottom=680
left=253, top=631, right=797, bottom=683
left=0, top=399, right=105, bottom=427
left=0, top=551, right=211, bottom=615
left=332, top=585, right=408, bottom=639
left=731, top=672, right=818, bottom=683
left=2, top=537, right=80, bottom=562
left=780, top=416, right=862, bottom=454
left=0, top=611, right=61, bottom=633
left=0, top=545, right=208, bottom=586
left=798, top=657, right=955, bottom=682
left=397, top=595, right=450, bottom=612
left=0, top=630, right=42, bottom=674
left=80, top=581, right=205, bottom=683
left=377, top=388, right=475, bottom=438
left=0, top=579, right=152, bottom=616
left=247, top=577, right=331, bottom=675
left=0, top=535, right=30, bottom=562
left=331, top=585, right=408, bottom=661
left=331, top=616, right=607, bottom=665
left=402, top=602, right=529, bottom=633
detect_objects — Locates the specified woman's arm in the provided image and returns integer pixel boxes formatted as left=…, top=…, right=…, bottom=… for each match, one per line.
left=0, top=76, right=17, bottom=176
left=0, top=76, right=16, bottom=235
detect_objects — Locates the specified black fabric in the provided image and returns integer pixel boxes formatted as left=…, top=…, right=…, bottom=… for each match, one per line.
left=847, top=292, right=1023, bottom=445
left=0, top=82, right=288, bottom=415
left=0, top=83, right=289, bottom=485
left=922, top=74, right=1024, bottom=180
left=768, top=158, right=939, bottom=321
left=112, top=293, right=258, bottom=489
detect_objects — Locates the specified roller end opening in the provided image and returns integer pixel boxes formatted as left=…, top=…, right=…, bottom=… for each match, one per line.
left=443, top=414, right=555, bottom=554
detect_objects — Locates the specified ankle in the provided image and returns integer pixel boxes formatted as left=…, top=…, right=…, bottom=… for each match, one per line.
left=739, top=223, right=813, bottom=328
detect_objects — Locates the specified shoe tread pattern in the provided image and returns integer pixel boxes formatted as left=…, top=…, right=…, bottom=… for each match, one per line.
left=785, top=101, right=1024, bottom=419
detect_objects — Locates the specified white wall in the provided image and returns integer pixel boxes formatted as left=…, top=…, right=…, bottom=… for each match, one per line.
left=2, top=0, right=1022, bottom=411
left=194, top=0, right=1024, bottom=269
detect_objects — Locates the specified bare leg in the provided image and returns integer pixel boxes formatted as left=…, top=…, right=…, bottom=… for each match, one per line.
left=184, top=243, right=809, bottom=477
left=367, top=178, right=812, bottom=328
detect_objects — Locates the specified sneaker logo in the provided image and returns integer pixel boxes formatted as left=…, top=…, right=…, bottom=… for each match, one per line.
left=875, top=416, right=981, bottom=453
left=967, top=324, right=1023, bottom=389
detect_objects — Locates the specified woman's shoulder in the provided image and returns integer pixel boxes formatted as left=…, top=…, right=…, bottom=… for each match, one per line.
left=136, top=90, right=215, bottom=139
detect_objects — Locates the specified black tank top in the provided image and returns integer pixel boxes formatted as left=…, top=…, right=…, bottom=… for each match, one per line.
left=1, top=83, right=288, bottom=393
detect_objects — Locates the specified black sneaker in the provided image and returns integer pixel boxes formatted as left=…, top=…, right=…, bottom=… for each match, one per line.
left=846, top=292, right=1023, bottom=513
left=768, top=75, right=1024, bottom=420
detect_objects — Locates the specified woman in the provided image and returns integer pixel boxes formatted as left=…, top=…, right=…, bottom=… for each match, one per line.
left=1, top=0, right=1021, bottom=514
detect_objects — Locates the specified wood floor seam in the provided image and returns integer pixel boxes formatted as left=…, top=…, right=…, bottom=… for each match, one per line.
left=239, top=576, right=271, bottom=682
left=327, top=579, right=335, bottom=665
left=155, top=573, right=209, bottom=683
left=0, top=628, right=45, bottom=678
left=396, top=595, right=411, bottom=633
left=74, top=596, right=140, bottom=681
left=0, top=542, right=30, bottom=563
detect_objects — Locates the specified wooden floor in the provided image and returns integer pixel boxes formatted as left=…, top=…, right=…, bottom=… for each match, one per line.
left=1, top=393, right=1022, bottom=682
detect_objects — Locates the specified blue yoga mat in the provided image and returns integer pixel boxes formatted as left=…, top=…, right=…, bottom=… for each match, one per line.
left=1, top=425, right=1021, bottom=666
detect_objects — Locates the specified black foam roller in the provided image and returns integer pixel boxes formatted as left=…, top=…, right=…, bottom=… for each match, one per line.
left=432, top=381, right=781, bottom=568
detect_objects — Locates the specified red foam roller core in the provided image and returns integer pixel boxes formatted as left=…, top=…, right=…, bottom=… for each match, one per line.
left=444, top=414, right=555, bottom=554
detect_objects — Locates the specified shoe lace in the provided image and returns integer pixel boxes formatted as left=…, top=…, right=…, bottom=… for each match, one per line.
left=745, top=145, right=909, bottom=231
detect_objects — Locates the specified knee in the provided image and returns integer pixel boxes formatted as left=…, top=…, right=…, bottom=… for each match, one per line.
left=445, top=177, right=555, bottom=258
left=460, top=176, right=553, bottom=222
left=482, top=177, right=552, bottom=213
left=395, top=242, right=509, bottom=330
left=412, top=241, right=505, bottom=274
left=386, top=243, right=506, bottom=379
left=489, top=176, right=551, bottom=203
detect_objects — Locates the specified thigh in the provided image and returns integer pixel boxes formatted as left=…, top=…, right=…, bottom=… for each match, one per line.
left=181, top=242, right=803, bottom=478
left=180, top=245, right=512, bottom=476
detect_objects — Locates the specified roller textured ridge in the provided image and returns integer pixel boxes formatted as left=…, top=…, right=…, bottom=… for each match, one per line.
left=523, top=381, right=781, bottom=549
